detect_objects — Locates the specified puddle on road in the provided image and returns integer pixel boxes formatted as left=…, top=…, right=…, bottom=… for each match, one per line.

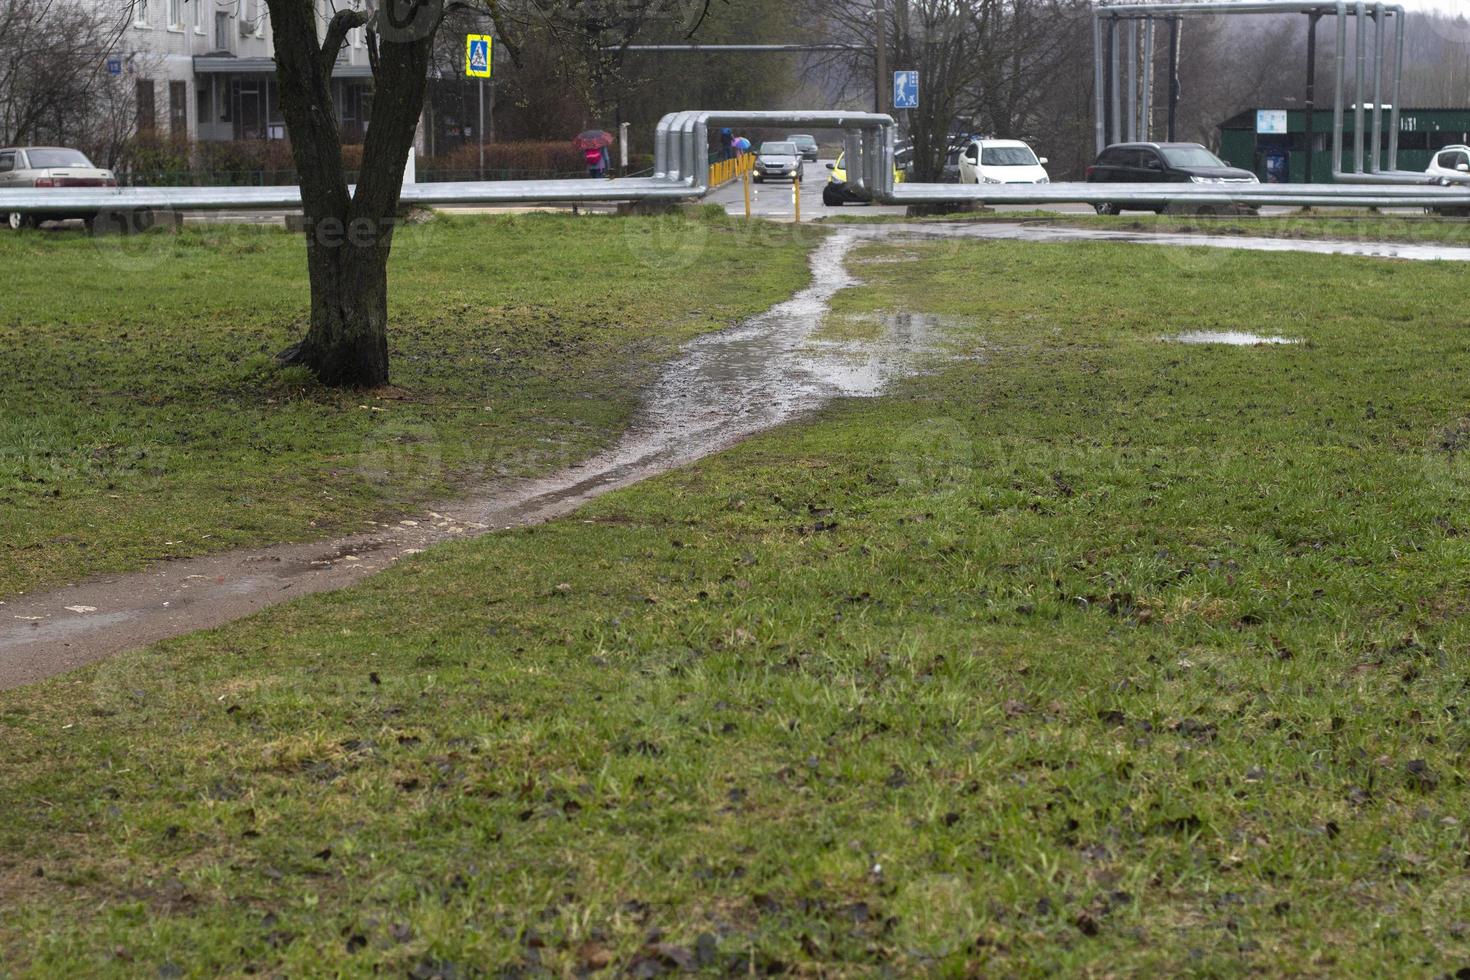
left=1165, top=331, right=1300, bottom=346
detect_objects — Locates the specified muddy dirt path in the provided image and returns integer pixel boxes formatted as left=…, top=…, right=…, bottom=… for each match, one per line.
left=5, top=221, right=1465, bottom=689
left=0, top=226, right=944, bottom=689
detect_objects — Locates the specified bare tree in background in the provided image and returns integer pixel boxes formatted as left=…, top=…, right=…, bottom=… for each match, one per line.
left=801, top=0, right=1091, bottom=181
left=0, top=0, right=143, bottom=160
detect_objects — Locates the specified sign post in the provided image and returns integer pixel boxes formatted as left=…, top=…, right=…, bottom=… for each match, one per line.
left=893, top=70, right=919, bottom=110
left=466, top=35, right=493, bottom=179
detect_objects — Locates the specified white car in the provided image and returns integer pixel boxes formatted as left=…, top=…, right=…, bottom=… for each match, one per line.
left=1427, top=145, right=1470, bottom=183
left=1426, top=145, right=1470, bottom=216
left=957, top=138, right=1050, bottom=185
left=0, top=146, right=117, bottom=230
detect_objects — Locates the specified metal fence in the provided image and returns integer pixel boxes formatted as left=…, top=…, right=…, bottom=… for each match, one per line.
left=3, top=108, right=1470, bottom=215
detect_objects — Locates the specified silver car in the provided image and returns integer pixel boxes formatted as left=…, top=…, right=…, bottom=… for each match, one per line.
left=0, top=147, right=117, bottom=230
left=753, top=141, right=804, bottom=184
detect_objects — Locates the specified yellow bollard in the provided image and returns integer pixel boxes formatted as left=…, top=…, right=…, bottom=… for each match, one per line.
left=793, top=173, right=801, bottom=223
left=743, top=164, right=752, bottom=219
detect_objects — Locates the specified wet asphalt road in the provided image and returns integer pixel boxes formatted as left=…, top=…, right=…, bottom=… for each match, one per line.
left=698, top=159, right=1379, bottom=221
left=703, top=158, right=1103, bottom=219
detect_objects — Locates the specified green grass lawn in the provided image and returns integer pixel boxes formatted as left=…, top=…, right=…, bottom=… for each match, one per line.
left=0, top=211, right=818, bottom=596
left=5, top=233, right=1470, bottom=975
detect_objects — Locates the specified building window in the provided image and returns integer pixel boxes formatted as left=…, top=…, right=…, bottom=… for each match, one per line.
left=136, top=79, right=156, bottom=132
left=169, top=81, right=188, bottom=137
left=133, top=0, right=149, bottom=27
left=194, top=0, right=204, bottom=33
left=196, top=77, right=212, bottom=125
left=215, top=11, right=232, bottom=50
left=167, top=0, right=182, bottom=29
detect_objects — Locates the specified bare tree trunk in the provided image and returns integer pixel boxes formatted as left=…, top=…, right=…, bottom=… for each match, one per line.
left=266, top=0, right=435, bottom=388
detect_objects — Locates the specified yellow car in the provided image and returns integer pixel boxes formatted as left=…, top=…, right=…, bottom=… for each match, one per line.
left=823, top=149, right=908, bottom=206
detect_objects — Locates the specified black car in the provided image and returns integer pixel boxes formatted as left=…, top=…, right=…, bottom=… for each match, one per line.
left=786, top=135, right=820, bottom=162
left=1084, top=142, right=1259, bottom=215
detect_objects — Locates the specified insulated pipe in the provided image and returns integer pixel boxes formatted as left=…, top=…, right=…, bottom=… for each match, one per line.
left=695, top=117, right=709, bottom=187
left=667, top=113, right=687, bottom=183
left=1371, top=3, right=1384, bottom=173
left=653, top=114, right=676, bottom=179
left=1334, top=1, right=1347, bottom=177
left=681, top=112, right=702, bottom=185
left=858, top=127, right=870, bottom=202
left=882, top=127, right=897, bottom=197
left=1141, top=18, right=1155, bottom=141
left=844, top=130, right=866, bottom=197
left=1388, top=5, right=1403, bottom=168
left=1110, top=18, right=1123, bottom=144
left=863, top=128, right=878, bottom=198
left=1102, top=1, right=1353, bottom=14
left=1126, top=19, right=1138, bottom=142
left=1354, top=0, right=1365, bottom=173
left=1093, top=1, right=1428, bottom=183
left=661, top=111, right=694, bottom=182
left=690, top=111, right=896, bottom=191
left=1093, top=13, right=1107, bottom=155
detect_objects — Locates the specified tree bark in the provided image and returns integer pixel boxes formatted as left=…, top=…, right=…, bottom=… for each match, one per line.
left=265, top=0, right=437, bottom=388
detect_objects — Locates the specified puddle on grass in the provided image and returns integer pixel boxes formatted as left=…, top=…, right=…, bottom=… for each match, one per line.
left=1165, top=330, right=1300, bottom=346
left=0, top=226, right=979, bottom=688
left=804, top=312, right=981, bottom=395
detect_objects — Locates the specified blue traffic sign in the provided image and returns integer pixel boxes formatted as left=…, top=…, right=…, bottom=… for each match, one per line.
left=465, top=35, right=492, bottom=78
left=106, top=56, right=122, bottom=76
left=893, top=70, right=919, bottom=110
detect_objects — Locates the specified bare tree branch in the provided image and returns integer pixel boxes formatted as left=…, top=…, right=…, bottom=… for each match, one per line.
left=323, top=8, right=370, bottom=75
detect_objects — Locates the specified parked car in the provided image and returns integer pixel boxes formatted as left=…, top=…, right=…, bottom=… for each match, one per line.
left=1084, top=142, right=1258, bottom=215
left=957, top=138, right=1050, bottom=185
left=1426, top=145, right=1470, bottom=216
left=786, top=134, right=820, bottom=162
left=822, top=150, right=908, bottom=206
left=1427, top=144, right=1470, bottom=183
left=753, top=141, right=803, bottom=184
left=0, top=146, right=117, bottom=230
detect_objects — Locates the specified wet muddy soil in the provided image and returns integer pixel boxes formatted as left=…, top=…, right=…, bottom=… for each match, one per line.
left=0, top=227, right=944, bottom=688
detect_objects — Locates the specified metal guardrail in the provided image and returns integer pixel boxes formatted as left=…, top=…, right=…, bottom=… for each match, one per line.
left=2, top=108, right=1469, bottom=216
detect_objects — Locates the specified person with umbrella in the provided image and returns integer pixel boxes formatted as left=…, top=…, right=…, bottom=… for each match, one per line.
left=575, top=129, right=614, bottom=178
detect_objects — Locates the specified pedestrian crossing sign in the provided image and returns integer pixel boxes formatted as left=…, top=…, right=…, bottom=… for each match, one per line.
left=466, top=35, right=492, bottom=78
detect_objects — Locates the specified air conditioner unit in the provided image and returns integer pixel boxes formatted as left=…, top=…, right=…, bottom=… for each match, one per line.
left=238, top=17, right=252, bottom=37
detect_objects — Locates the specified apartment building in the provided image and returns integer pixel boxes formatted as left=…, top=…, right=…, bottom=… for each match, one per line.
left=123, top=0, right=374, bottom=142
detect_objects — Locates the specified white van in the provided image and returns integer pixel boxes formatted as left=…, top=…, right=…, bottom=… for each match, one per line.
left=957, top=138, right=1050, bottom=185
